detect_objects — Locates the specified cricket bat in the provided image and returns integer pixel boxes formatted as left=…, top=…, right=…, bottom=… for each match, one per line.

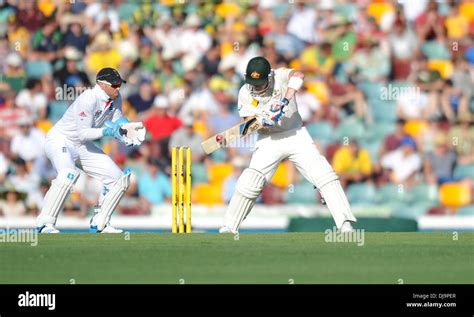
left=201, top=117, right=262, bottom=154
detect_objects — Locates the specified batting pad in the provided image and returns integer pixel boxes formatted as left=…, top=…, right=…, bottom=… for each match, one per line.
left=93, top=170, right=131, bottom=230
left=37, top=168, right=80, bottom=226
left=224, top=168, right=266, bottom=233
left=315, top=170, right=357, bottom=229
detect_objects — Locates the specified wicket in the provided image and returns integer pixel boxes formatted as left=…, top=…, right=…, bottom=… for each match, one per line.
left=171, top=146, right=192, bottom=233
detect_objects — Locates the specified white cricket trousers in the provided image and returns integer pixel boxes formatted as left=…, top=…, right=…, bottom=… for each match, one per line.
left=44, top=127, right=123, bottom=201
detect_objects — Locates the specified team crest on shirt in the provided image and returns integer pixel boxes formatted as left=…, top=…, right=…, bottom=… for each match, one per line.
left=94, top=110, right=103, bottom=119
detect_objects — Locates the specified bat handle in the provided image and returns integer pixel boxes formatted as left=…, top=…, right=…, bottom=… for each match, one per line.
left=119, top=127, right=127, bottom=136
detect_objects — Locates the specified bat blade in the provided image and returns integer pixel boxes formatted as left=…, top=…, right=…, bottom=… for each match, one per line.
left=201, top=117, right=262, bottom=154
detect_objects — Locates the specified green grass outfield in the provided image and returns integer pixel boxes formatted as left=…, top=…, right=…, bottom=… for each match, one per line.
left=1, top=232, right=473, bottom=284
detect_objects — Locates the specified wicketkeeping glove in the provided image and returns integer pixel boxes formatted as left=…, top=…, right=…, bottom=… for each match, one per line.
left=103, top=120, right=125, bottom=143
left=119, top=122, right=147, bottom=146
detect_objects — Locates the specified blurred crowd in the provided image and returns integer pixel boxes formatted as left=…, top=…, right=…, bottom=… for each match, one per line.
left=0, top=0, right=473, bottom=218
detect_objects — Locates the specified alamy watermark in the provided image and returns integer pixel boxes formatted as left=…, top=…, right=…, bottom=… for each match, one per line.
left=55, top=85, right=91, bottom=101
left=0, top=228, right=38, bottom=246
left=324, top=226, right=365, bottom=246
left=380, top=84, right=420, bottom=101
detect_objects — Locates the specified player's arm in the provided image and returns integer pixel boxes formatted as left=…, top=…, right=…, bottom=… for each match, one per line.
left=268, top=69, right=305, bottom=122
left=76, top=94, right=108, bottom=142
left=237, top=90, right=274, bottom=127
left=283, top=69, right=305, bottom=102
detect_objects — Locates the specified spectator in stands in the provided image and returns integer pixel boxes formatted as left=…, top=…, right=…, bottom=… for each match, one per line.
left=53, top=46, right=91, bottom=88
left=15, top=78, right=48, bottom=121
left=126, top=79, right=155, bottom=119
left=451, top=57, right=473, bottom=99
left=138, top=37, right=158, bottom=74
left=222, top=156, right=246, bottom=203
left=169, top=117, right=204, bottom=162
left=287, top=2, right=317, bottom=44
left=0, top=152, right=8, bottom=183
left=379, top=119, right=406, bottom=157
left=415, top=0, right=445, bottom=42
left=376, top=136, right=422, bottom=188
left=5, top=14, right=30, bottom=58
left=266, top=18, right=304, bottom=62
left=144, top=95, right=182, bottom=142
left=31, top=17, right=62, bottom=62
left=388, top=18, right=419, bottom=80
left=345, top=37, right=390, bottom=82
left=179, top=14, right=212, bottom=61
left=294, top=85, right=323, bottom=124
left=423, top=133, right=458, bottom=185
left=440, top=79, right=471, bottom=123
left=16, top=0, right=44, bottom=32
left=86, top=32, right=122, bottom=73
left=207, top=103, right=240, bottom=138
left=10, top=117, right=46, bottom=164
left=332, top=140, right=373, bottom=188
left=200, top=42, right=221, bottom=77
left=299, top=41, right=335, bottom=79
left=84, top=1, right=120, bottom=34
left=396, top=79, right=438, bottom=120
left=0, top=184, right=26, bottom=217
left=329, top=75, right=369, bottom=121
left=7, top=158, right=41, bottom=209
left=138, top=157, right=172, bottom=211
left=445, top=2, right=469, bottom=41
left=1, top=53, right=26, bottom=93
left=448, top=113, right=474, bottom=165
left=0, top=91, right=30, bottom=138
left=62, top=21, right=89, bottom=53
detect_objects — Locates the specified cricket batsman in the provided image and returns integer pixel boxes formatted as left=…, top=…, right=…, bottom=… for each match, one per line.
left=36, top=68, right=146, bottom=233
left=220, top=57, right=356, bottom=233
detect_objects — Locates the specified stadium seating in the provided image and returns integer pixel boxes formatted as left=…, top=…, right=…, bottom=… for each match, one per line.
left=192, top=183, right=223, bottom=205
left=208, top=163, right=233, bottom=184
left=306, top=121, right=334, bottom=146
left=368, top=99, right=398, bottom=123
left=407, top=183, right=439, bottom=205
left=365, top=122, right=396, bottom=142
left=360, top=138, right=382, bottom=162
left=270, top=162, right=291, bottom=188
left=48, top=100, right=70, bottom=123
left=377, top=184, right=409, bottom=204
left=347, top=183, right=377, bottom=205
left=453, top=164, right=474, bottom=180
left=117, top=3, right=140, bottom=23
left=358, top=82, right=384, bottom=101
left=456, top=205, right=474, bottom=216
left=191, top=162, right=208, bottom=185
left=285, top=181, right=317, bottom=205
left=25, top=60, right=53, bottom=79
left=334, top=119, right=366, bottom=143
left=439, top=182, right=471, bottom=207
left=427, top=59, right=454, bottom=79
left=391, top=203, right=429, bottom=220
left=404, top=120, right=428, bottom=138
left=211, top=149, right=228, bottom=163
left=305, top=81, right=329, bottom=104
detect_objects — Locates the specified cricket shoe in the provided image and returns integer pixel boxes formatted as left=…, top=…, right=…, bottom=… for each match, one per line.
left=89, top=215, right=123, bottom=233
left=340, top=221, right=355, bottom=233
left=89, top=223, right=124, bottom=233
left=218, top=226, right=236, bottom=234
left=36, top=224, right=60, bottom=234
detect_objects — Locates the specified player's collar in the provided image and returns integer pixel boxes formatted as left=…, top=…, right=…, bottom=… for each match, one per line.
left=93, top=84, right=112, bottom=103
